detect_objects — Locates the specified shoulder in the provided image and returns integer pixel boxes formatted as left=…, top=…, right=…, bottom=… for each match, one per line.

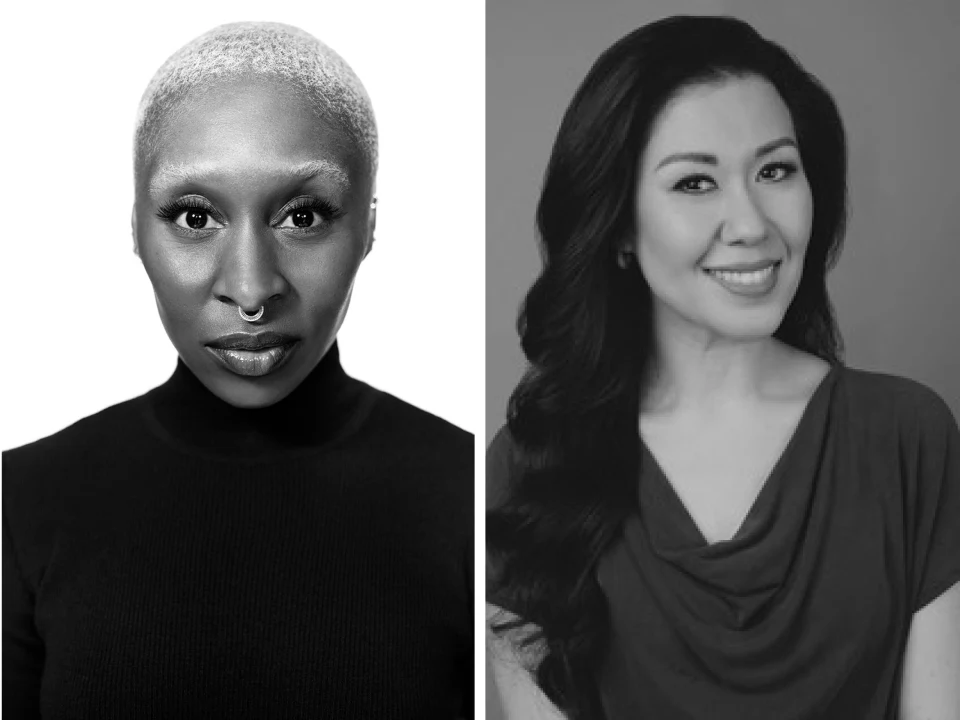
left=3, top=394, right=149, bottom=571
left=365, top=387, right=473, bottom=451
left=359, top=387, right=473, bottom=492
left=837, top=367, right=957, bottom=432
left=835, top=367, right=959, bottom=481
left=3, top=394, right=148, bottom=493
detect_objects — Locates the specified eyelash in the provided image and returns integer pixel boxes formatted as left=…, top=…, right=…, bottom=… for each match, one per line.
left=154, top=196, right=345, bottom=234
left=155, top=196, right=220, bottom=225
left=281, top=197, right=345, bottom=232
left=672, top=161, right=799, bottom=193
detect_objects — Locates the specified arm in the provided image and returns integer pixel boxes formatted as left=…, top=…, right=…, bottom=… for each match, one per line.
left=900, top=581, right=960, bottom=720
left=486, top=603, right=567, bottom=720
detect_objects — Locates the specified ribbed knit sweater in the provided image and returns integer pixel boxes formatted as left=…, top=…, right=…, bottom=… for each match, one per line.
left=2, top=344, right=474, bottom=719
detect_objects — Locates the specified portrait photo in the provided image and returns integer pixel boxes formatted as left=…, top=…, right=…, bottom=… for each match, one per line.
left=3, top=1, right=483, bottom=450
left=2, top=1, right=482, bottom=717
left=486, top=1, right=960, bottom=718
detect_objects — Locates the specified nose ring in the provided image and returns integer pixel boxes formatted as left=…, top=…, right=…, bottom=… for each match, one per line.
left=239, top=306, right=264, bottom=322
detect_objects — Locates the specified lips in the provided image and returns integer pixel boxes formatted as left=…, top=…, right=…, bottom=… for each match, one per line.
left=207, top=332, right=297, bottom=351
left=703, top=260, right=781, bottom=297
left=703, top=259, right=781, bottom=273
left=205, top=332, right=300, bottom=377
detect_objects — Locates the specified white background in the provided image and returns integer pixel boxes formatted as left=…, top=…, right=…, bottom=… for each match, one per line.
left=0, top=1, right=485, bottom=449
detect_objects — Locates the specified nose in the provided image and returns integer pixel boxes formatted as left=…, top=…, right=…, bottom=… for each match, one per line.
left=213, top=221, right=289, bottom=314
left=720, top=186, right=768, bottom=246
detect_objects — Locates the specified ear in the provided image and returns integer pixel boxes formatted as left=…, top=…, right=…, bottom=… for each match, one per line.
left=364, top=195, right=377, bottom=259
left=131, top=206, right=140, bottom=258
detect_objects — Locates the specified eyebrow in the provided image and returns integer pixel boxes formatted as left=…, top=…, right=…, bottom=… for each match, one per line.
left=654, top=137, right=798, bottom=171
left=147, top=159, right=350, bottom=195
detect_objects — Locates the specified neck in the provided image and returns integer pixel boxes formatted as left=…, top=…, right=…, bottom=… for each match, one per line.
left=644, top=314, right=787, bottom=414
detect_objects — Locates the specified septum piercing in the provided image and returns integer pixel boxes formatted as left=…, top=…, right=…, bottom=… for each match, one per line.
left=239, top=306, right=264, bottom=322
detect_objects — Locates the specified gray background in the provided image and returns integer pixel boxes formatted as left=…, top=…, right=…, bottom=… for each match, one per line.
left=486, top=1, right=959, bottom=713
left=486, top=0, right=960, bottom=450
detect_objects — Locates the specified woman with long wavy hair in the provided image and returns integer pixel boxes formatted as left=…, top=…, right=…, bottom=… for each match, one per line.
left=487, top=15, right=960, bottom=720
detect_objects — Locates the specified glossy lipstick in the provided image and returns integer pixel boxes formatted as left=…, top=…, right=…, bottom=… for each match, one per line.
left=206, top=332, right=300, bottom=377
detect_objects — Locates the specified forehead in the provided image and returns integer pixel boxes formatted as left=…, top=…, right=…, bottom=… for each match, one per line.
left=644, top=76, right=796, bottom=164
left=141, top=77, right=366, bottom=193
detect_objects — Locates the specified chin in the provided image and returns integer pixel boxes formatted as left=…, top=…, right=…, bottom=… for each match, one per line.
left=708, top=308, right=787, bottom=343
left=205, top=371, right=301, bottom=409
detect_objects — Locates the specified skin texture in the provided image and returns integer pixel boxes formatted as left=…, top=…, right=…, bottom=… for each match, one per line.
left=900, top=581, right=960, bottom=720
left=627, top=74, right=828, bottom=544
left=133, top=78, right=375, bottom=408
left=631, top=75, right=813, bottom=353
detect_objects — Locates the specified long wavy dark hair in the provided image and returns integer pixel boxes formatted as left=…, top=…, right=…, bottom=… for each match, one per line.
left=487, top=15, right=848, bottom=719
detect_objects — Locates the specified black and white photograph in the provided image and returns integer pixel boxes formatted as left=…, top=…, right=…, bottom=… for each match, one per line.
left=486, top=1, right=960, bottom=719
left=2, top=2, right=481, bottom=718
left=5, top=0, right=960, bottom=718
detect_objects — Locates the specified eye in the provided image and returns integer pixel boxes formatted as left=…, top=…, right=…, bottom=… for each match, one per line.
left=156, top=196, right=224, bottom=234
left=279, top=208, right=322, bottom=229
left=174, top=208, right=224, bottom=231
left=275, top=198, right=345, bottom=233
left=757, top=161, right=798, bottom=183
left=672, top=174, right=717, bottom=194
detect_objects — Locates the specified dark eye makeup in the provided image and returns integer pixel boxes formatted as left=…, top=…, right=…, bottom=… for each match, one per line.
left=276, top=196, right=346, bottom=233
left=155, top=195, right=224, bottom=233
left=155, top=194, right=346, bottom=235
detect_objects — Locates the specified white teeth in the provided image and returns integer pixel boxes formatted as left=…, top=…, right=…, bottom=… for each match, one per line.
left=711, top=265, right=775, bottom=285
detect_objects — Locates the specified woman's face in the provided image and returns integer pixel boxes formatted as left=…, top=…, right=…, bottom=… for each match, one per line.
left=633, top=75, right=813, bottom=346
left=134, top=78, right=374, bottom=408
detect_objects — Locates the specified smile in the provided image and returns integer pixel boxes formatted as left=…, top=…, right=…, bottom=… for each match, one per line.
left=703, top=261, right=781, bottom=297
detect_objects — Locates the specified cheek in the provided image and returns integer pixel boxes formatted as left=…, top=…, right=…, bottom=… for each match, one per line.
left=139, top=238, right=213, bottom=318
left=768, top=182, right=814, bottom=253
left=136, top=214, right=368, bottom=331
left=286, top=220, right=369, bottom=321
left=290, top=241, right=365, bottom=312
left=637, top=197, right=714, bottom=277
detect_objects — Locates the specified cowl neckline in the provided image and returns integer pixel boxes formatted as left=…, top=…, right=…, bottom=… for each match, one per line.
left=621, top=364, right=841, bottom=630
left=144, top=341, right=370, bottom=460
left=639, top=364, right=840, bottom=555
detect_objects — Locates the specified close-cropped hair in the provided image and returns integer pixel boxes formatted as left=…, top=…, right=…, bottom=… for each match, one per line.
left=487, top=15, right=848, bottom=720
left=133, top=21, right=378, bottom=183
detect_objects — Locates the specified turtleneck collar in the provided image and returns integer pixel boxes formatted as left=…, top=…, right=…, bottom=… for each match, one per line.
left=145, top=342, right=373, bottom=459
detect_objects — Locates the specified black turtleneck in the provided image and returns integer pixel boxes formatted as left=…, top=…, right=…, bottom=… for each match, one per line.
left=3, top=344, right=474, bottom=720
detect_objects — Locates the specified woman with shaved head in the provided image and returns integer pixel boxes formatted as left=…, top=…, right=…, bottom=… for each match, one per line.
left=3, top=22, right=473, bottom=719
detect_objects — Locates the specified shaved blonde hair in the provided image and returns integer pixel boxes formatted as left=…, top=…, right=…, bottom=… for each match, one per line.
left=134, top=21, right=377, bottom=184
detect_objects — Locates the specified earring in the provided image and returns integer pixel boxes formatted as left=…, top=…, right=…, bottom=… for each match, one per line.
left=617, top=248, right=634, bottom=269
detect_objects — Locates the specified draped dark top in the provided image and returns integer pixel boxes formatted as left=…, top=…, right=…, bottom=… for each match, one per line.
left=487, top=366, right=960, bottom=720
